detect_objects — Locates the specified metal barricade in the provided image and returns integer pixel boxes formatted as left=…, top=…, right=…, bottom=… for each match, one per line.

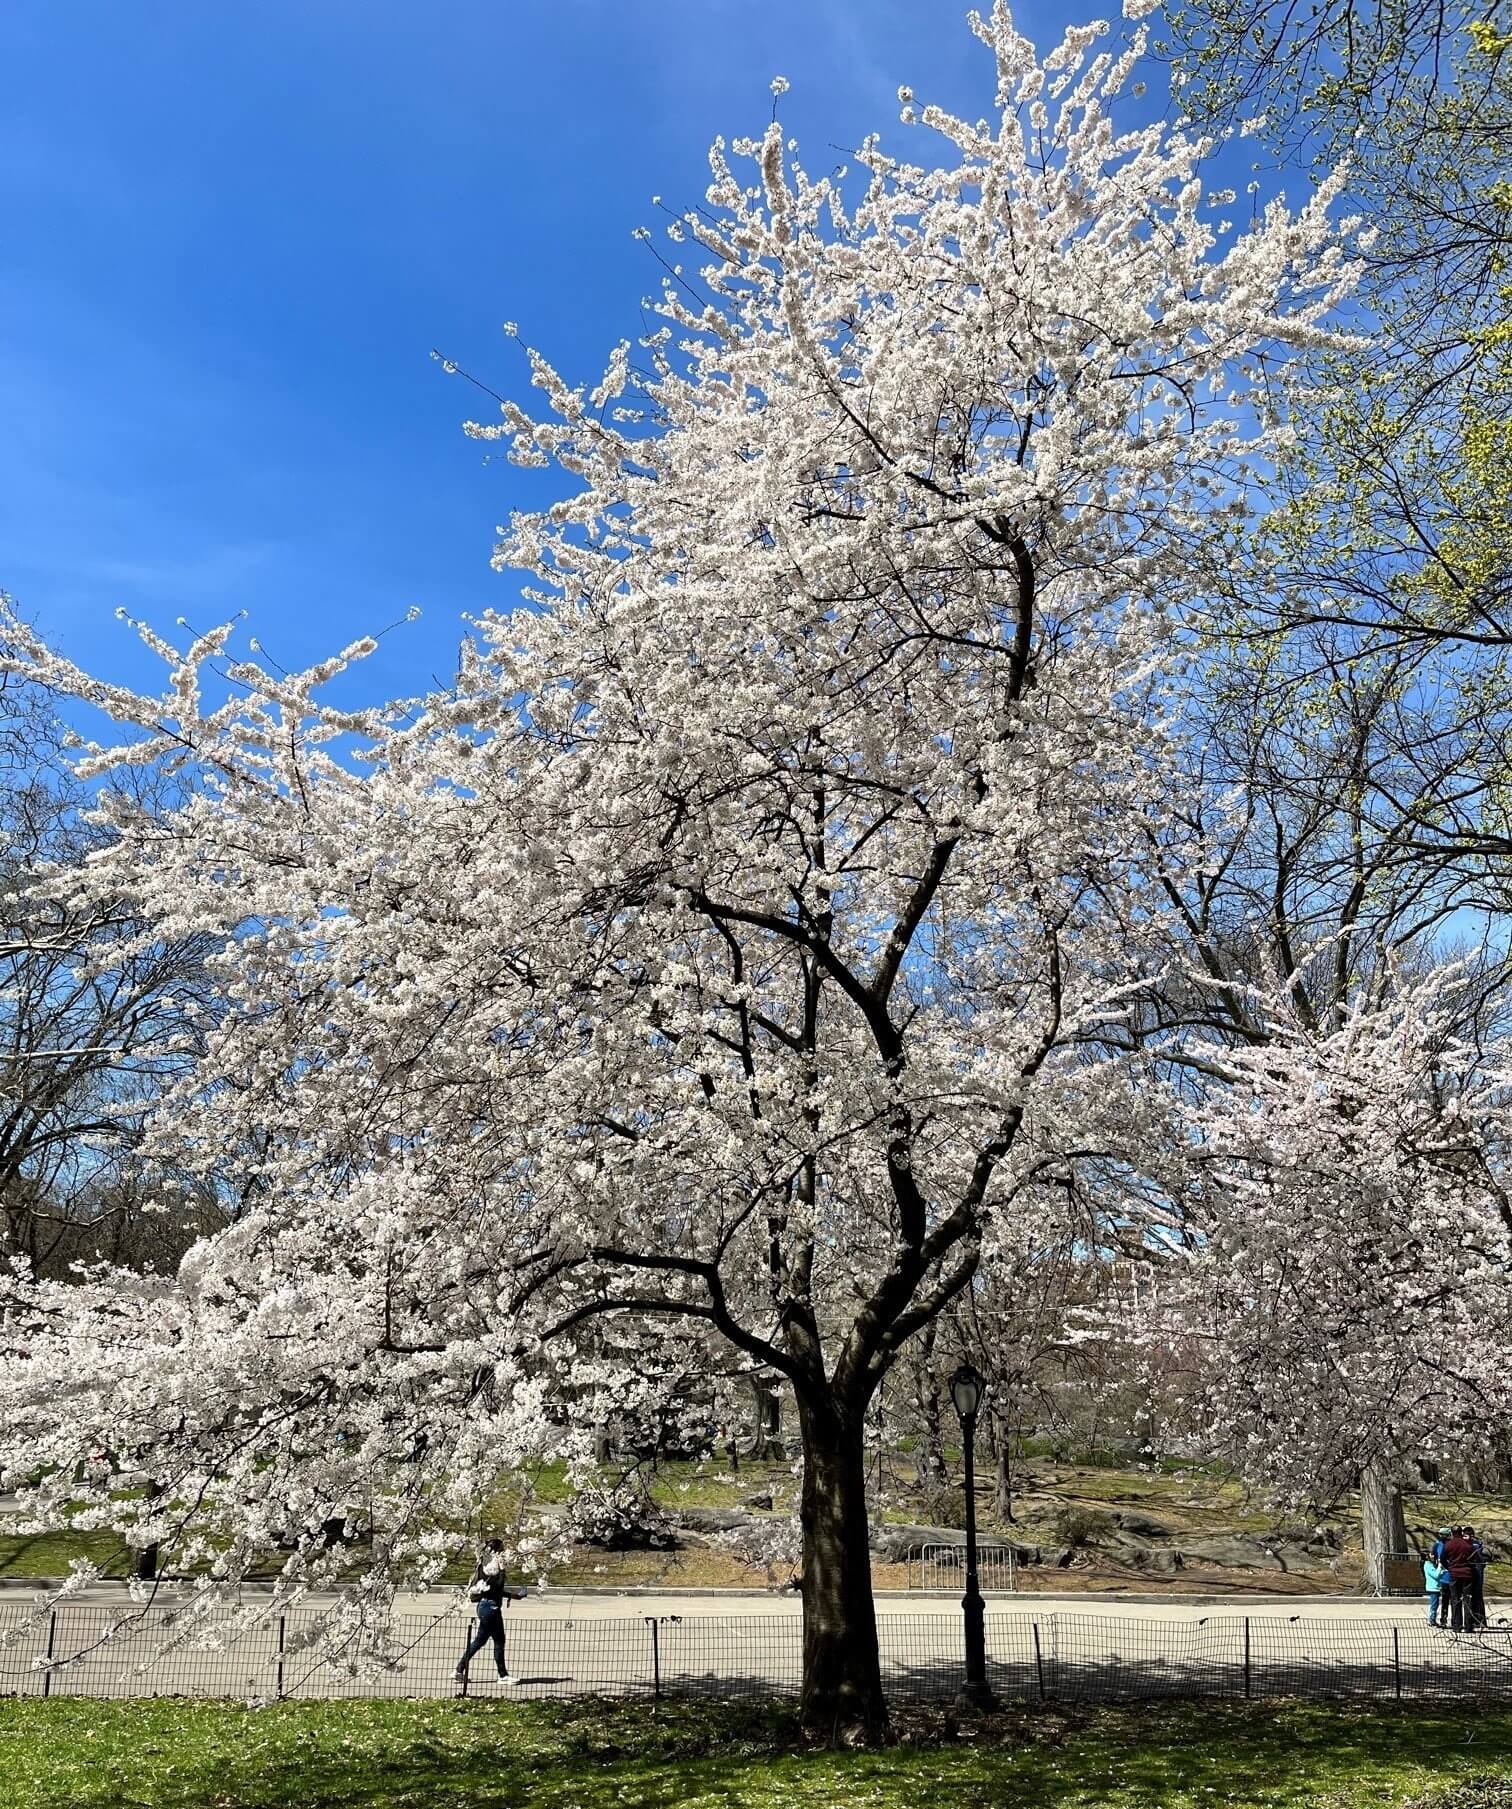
left=918, top=1542, right=1017, bottom=1592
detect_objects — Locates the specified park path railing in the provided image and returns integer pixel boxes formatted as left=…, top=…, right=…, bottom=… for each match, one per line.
left=4, top=1603, right=1512, bottom=1706
left=918, top=1542, right=1017, bottom=1593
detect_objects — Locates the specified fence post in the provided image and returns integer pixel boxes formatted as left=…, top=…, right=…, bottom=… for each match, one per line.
left=41, top=1610, right=57, bottom=1699
left=1243, top=1617, right=1251, bottom=1700
left=1393, top=1626, right=1401, bottom=1701
left=1032, top=1621, right=1046, bottom=1701
left=646, top=1616, right=662, bottom=1701
left=276, top=1615, right=287, bottom=1701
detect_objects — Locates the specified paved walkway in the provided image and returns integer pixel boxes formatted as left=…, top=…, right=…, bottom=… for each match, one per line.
left=4, top=1583, right=1508, bottom=1707
left=7, top=1581, right=1480, bottom=1621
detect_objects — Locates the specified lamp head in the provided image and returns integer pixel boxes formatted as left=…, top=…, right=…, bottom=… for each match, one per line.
left=949, top=1363, right=985, bottom=1422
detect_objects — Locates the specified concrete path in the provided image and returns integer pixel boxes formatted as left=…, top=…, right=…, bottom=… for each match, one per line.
left=4, top=1582, right=1510, bottom=1708
left=5, top=1580, right=1489, bottom=1621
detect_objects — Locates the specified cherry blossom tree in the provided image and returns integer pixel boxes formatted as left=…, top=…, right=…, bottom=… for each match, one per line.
left=0, top=3, right=1357, bottom=1734
left=1152, top=956, right=1512, bottom=1584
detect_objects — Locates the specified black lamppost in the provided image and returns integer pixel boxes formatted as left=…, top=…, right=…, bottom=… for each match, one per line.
left=949, top=1362, right=997, bottom=1711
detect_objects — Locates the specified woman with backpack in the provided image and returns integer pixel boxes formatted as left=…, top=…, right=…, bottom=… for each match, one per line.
left=456, top=1537, right=527, bottom=1683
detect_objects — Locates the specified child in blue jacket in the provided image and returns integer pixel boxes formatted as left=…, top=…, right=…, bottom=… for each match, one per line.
left=1424, top=1553, right=1451, bottom=1626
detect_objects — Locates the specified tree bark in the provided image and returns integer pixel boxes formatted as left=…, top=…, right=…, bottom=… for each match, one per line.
left=915, top=1368, right=946, bottom=1486
left=1360, top=1457, right=1407, bottom=1594
left=993, top=1417, right=1016, bottom=1524
left=908, top=1326, right=946, bottom=1486
left=746, top=1378, right=784, bottom=1459
left=797, top=1396, right=889, bottom=1742
left=135, top=1476, right=165, bottom=1582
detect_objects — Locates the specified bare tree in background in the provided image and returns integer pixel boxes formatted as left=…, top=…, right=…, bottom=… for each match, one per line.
left=0, top=671, right=224, bottom=1278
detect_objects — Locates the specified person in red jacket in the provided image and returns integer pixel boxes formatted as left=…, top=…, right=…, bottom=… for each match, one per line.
left=1466, top=1526, right=1491, bottom=1631
left=1442, top=1527, right=1477, bottom=1632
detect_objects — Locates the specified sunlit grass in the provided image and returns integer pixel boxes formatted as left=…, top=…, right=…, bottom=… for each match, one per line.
left=7, top=1695, right=1512, bottom=1808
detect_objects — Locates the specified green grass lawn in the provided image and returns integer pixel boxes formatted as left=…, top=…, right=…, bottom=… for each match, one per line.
left=0, top=1530, right=134, bottom=1580
left=648, top=1459, right=792, bottom=1510
left=5, top=1696, right=1512, bottom=1809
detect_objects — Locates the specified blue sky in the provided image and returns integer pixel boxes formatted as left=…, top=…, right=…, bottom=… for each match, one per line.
left=3, top=0, right=1091, bottom=705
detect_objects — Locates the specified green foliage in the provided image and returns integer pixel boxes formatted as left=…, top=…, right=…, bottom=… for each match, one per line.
left=1166, top=0, right=1512, bottom=1019
left=1170, top=0, right=1511, bottom=704
left=1163, top=0, right=1508, bottom=164
left=9, top=1697, right=1512, bottom=1808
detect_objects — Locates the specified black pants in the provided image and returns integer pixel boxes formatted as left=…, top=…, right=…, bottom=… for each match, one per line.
left=1471, top=1571, right=1487, bottom=1629
left=459, top=1600, right=507, bottom=1674
left=1450, top=1576, right=1476, bottom=1631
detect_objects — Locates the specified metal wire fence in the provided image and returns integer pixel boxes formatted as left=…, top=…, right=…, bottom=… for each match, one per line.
left=4, top=1602, right=1512, bottom=1706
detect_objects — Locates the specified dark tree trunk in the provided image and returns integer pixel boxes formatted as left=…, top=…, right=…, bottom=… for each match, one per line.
left=760, top=1381, right=784, bottom=1457
left=135, top=1477, right=167, bottom=1581
left=797, top=1396, right=889, bottom=1742
left=1361, top=1458, right=1407, bottom=1594
left=746, top=1378, right=784, bottom=1459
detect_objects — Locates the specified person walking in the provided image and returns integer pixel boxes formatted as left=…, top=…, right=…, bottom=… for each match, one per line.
left=1442, top=1525, right=1477, bottom=1632
left=456, top=1538, right=526, bottom=1684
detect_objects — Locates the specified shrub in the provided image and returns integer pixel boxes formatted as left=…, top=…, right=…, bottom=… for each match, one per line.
left=914, top=1483, right=967, bottom=1527
left=1050, top=1505, right=1114, bottom=1548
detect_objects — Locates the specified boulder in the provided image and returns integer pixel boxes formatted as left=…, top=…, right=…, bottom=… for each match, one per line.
left=578, top=1519, right=681, bottom=1550
left=1113, top=1511, right=1173, bottom=1539
left=1268, top=1524, right=1339, bottom=1554
left=1177, top=1536, right=1286, bottom=1571
left=741, top=1491, right=775, bottom=1511
left=1121, top=1546, right=1184, bottom=1573
left=675, top=1505, right=759, bottom=1534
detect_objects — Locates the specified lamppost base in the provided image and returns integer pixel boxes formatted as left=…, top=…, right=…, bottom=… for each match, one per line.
left=956, top=1677, right=998, bottom=1714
